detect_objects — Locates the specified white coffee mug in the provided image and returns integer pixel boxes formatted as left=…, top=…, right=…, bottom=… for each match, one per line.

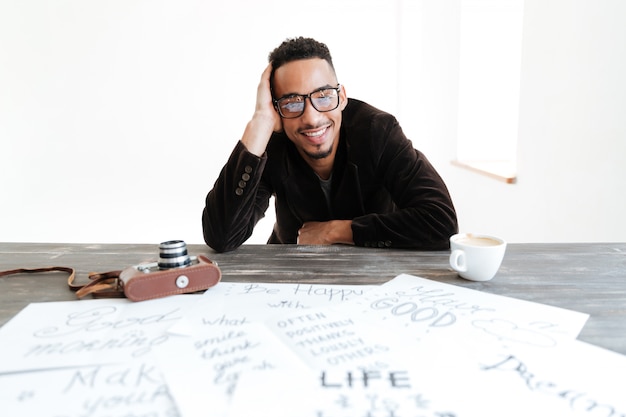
left=449, top=233, right=507, bottom=281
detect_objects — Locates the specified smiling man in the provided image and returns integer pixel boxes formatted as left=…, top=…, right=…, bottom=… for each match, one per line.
left=202, top=37, right=458, bottom=253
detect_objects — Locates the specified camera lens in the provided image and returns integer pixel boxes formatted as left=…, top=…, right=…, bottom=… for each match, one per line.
left=158, top=240, right=191, bottom=269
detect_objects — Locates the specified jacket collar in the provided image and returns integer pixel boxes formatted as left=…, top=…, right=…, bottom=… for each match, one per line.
left=281, top=132, right=365, bottom=221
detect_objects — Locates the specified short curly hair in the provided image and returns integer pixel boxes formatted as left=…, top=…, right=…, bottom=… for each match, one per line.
left=268, top=37, right=336, bottom=81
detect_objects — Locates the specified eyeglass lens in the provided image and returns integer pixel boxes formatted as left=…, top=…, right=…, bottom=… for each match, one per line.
left=277, top=87, right=339, bottom=118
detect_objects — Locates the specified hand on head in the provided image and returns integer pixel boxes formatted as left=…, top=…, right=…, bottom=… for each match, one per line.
left=241, top=64, right=283, bottom=156
left=256, top=63, right=283, bottom=133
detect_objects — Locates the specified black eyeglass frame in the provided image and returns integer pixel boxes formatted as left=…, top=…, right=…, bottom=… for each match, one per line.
left=273, top=84, right=342, bottom=119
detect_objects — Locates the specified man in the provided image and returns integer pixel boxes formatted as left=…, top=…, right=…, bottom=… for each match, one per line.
left=203, top=37, right=457, bottom=253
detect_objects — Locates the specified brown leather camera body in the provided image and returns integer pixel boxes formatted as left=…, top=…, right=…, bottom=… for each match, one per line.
left=119, top=255, right=221, bottom=301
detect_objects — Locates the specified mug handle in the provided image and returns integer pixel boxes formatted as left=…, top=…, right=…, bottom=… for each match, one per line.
left=449, top=249, right=467, bottom=272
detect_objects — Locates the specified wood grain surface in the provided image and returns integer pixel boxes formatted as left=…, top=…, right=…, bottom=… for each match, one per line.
left=1, top=242, right=625, bottom=354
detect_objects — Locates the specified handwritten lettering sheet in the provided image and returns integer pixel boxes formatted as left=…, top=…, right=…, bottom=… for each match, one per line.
left=155, top=283, right=375, bottom=417
left=0, top=360, right=180, bottom=417
left=154, top=322, right=309, bottom=417
left=229, top=367, right=461, bottom=417
left=205, top=282, right=373, bottom=305
left=341, top=273, right=589, bottom=349
left=260, top=274, right=588, bottom=372
left=464, top=338, right=626, bottom=417
left=168, top=281, right=376, bottom=335
left=229, top=366, right=557, bottom=417
left=0, top=275, right=623, bottom=417
left=0, top=296, right=193, bottom=416
left=264, top=306, right=413, bottom=370
left=0, top=295, right=198, bottom=373
left=228, top=335, right=626, bottom=417
left=412, top=334, right=626, bottom=417
left=396, top=333, right=626, bottom=417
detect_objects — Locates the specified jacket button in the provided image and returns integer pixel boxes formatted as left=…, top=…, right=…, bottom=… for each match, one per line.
left=244, top=165, right=253, bottom=174
left=238, top=180, right=247, bottom=188
left=235, top=188, right=244, bottom=196
left=385, top=241, right=392, bottom=247
left=242, top=173, right=251, bottom=181
left=377, top=241, right=385, bottom=248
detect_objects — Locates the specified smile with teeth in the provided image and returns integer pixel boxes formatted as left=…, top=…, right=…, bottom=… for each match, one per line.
left=305, top=129, right=325, bottom=137
left=302, top=126, right=328, bottom=141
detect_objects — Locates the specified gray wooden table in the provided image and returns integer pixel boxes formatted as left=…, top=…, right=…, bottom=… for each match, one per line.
left=1, top=242, right=625, bottom=354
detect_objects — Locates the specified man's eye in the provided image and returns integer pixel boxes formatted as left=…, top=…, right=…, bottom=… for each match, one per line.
left=314, top=96, right=332, bottom=105
left=316, top=89, right=335, bottom=97
left=282, top=102, right=304, bottom=112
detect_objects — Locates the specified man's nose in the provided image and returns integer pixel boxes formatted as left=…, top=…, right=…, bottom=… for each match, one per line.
left=301, top=97, right=321, bottom=121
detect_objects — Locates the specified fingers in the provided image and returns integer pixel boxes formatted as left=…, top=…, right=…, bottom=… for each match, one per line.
left=297, top=222, right=322, bottom=245
left=256, top=64, right=273, bottom=108
left=261, top=63, right=273, bottom=84
left=297, top=220, right=354, bottom=246
left=255, top=64, right=282, bottom=133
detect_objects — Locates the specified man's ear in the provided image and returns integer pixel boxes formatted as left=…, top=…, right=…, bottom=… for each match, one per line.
left=339, top=84, right=348, bottom=111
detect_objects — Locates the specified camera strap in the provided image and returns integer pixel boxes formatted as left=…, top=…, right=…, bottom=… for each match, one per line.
left=1, top=257, right=221, bottom=301
left=0, top=266, right=125, bottom=298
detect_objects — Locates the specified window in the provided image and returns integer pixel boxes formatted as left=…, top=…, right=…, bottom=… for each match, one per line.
left=453, top=0, right=524, bottom=184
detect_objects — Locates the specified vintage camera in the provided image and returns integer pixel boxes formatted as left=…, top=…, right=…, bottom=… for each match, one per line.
left=119, top=240, right=221, bottom=301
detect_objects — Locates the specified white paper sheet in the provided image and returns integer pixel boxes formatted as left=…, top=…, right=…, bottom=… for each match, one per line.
left=264, top=305, right=411, bottom=370
left=168, top=281, right=376, bottom=335
left=344, top=274, right=589, bottom=348
left=1, top=276, right=619, bottom=417
left=0, top=295, right=198, bottom=373
left=154, top=322, right=309, bottom=417
left=229, top=335, right=626, bottom=417
left=0, top=359, right=180, bottom=417
left=261, top=274, right=588, bottom=371
left=155, top=282, right=375, bottom=417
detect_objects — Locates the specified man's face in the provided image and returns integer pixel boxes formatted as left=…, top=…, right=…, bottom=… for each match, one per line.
left=272, top=58, right=347, bottom=162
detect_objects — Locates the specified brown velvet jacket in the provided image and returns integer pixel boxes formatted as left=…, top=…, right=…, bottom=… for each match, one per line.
left=203, top=99, right=458, bottom=253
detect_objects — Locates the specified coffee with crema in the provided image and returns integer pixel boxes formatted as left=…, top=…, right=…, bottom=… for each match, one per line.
left=456, top=236, right=501, bottom=247
left=450, top=233, right=507, bottom=281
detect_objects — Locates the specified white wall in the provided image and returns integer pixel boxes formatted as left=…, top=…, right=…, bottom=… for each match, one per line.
left=437, top=0, right=626, bottom=243
left=1, top=0, right=625, bottom=245
left=515, top=0, right=626, bottom=242
left=0, top=0, right=403, bottom=244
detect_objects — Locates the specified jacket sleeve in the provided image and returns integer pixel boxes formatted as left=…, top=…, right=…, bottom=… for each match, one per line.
left=350, top=113, right=458, bottom=250
left=202, top=141, right=271, bottom=252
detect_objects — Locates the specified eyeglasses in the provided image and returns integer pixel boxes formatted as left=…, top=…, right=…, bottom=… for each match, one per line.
left=273, top=84, right=341, bottom=119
